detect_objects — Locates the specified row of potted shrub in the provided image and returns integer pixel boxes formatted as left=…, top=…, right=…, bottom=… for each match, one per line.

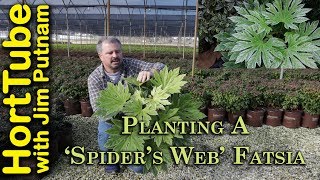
left=194, top=68, right=320, bottom=82
left=49, top=55, right=320, bottom=122
left=62, top=98, right=93, bottom=117
left=185, top=73, right=320, bottom=129
left=50, top=56, right=99, bottom=117
left=207, top=107, right=319, bottom=129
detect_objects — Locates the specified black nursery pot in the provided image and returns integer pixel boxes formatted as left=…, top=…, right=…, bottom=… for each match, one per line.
left=63, top=99, right=81, bottom=115
left=283, top=110, right=302, bottom=128
left=56, top=121, right=74, bottom=153
left=302, top=112, right=319, bottom=129
left=265, top=108, right=283, bottom=127
left=228, top=111, right=246, bottom=125
left=246, top=109, right=265, bottom=127
left=207, top=107, right=226, bottom=122
left=80, top=100, right=93, bottom=117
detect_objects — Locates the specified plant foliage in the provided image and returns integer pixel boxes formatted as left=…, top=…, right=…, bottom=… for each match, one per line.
left=282, top=92, right=301, bottom=111
left=299, top=88, right=320, bottom=115
left=95, top=67, right=206, bottom=175
left=215, top=0, right=320, bottom=68
left=198, top=0, right=243, bottom=52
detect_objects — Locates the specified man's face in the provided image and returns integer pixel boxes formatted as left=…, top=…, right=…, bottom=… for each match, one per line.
left=99, top=42, right=123, bottom=73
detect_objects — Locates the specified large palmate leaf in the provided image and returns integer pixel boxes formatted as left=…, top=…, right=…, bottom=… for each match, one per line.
left=262, top=0, right=311, bottom=30
left=214, top=32, right=244, bottom=68
left=214, top=32, right=237, bottom=56
left=96, top=82, right=131, bottom=118
left=281, top=33, right=319, bottom=68
left=146, top=86, right=171, bottom=111
left=230, top=6, right=272, bottom=33
left=170, top=94, right=206, bottom=121
left=314, top=51, right=320, bottom=64
left=283, top=21, right=320, bottom=68
left=124, top=76, right=143, bottom=87
left=294, top=21, right=320, bottom=39
left=131, top=90, right=146, bottom=104
left=151, top=108, right=182, bottom=147
left=231, top=26, right=285, bottom=68
left=294, top=21, right=320, bottom=48
left=106, top=119, right=149, bottom=152
left=123, top=98, right=157, bottom=126
left=144, top=142, right=172, bottom=176
left=306, top=21, right=320, bottom=65
left=150, top=66, right=187, bottom=94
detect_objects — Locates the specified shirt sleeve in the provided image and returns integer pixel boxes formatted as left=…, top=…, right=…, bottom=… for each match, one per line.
left=88, top=75, right=103, bottom=112
left=126, top=58, right=165, bottom=74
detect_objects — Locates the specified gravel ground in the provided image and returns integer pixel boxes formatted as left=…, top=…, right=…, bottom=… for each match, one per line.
left=43, top=115, right=320, bottom=180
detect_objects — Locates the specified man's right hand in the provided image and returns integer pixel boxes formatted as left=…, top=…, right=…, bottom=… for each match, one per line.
left=137, top=70, right=153, bottom=83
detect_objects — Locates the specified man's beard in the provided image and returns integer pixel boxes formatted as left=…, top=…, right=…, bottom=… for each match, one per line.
left=111, top=57, right=122, bottom=69
left=111, top=57, right=121, bottom=63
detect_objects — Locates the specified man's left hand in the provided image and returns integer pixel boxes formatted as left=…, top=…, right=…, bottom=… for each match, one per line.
left=137, top=70, right=154, bottom=83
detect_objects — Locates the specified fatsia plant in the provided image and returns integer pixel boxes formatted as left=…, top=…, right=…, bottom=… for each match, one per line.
left=215, top=0, right=320, bottom=69
left=95, top=67, right=206, bottom=175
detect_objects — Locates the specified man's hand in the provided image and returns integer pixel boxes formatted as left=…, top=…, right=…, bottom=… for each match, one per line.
left=137, top=70, right=154, bottom=83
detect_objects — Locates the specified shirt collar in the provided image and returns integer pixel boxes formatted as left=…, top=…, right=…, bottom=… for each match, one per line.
left=99, top=61, right=127, bottom=80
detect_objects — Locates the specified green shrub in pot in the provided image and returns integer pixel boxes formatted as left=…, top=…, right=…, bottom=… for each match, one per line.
left=281, top=91, right=302, bottom=128
left=299, top=83, right=320, bottom=128
left=264, top=88, right=285, bottom=109
left=300, top=87, right=320, bottom=115
left=246, top=80, right=266, bottom=110
left=184, top=76, right=209, bottom=108
left=282, top=92, right=301, bottom=111
left=58, top=78, right=82, bottom=101
left=210, top=90, right=226, bottom=108
left=263, top=87, right=285, bottom=126
left=222, top=83, right=250, bottom=113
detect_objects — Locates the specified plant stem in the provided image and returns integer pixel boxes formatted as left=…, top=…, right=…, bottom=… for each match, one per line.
left=280, top=68, right=284, bottom=79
